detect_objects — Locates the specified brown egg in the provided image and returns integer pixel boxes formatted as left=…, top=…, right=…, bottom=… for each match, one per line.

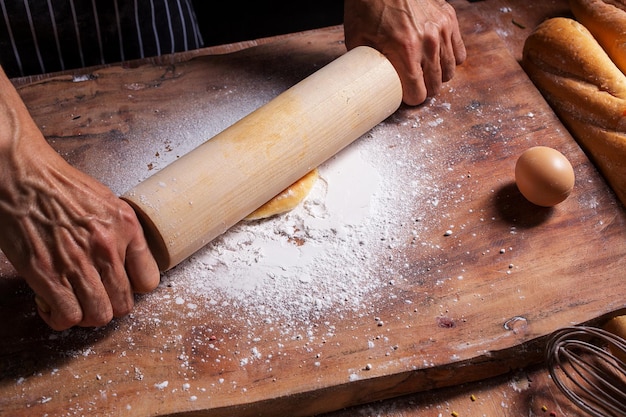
left=515, top=146, right=575, bottom=207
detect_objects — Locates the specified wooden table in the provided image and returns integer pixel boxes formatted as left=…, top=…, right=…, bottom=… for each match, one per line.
left=1, top=1, right=624, bottom=416
left=328, top=2, right=619, bottom=416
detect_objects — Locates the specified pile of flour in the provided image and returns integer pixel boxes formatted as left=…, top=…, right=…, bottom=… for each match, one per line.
left=156, top=124, right=421, bottom=323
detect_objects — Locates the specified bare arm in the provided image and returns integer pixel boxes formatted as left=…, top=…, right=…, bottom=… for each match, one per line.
left=344, top=0, right=466, bottom=105
left=0, top=67, right=160, bottom=331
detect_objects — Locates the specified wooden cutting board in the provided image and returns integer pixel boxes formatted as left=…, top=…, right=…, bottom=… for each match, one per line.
left=1, top=1, right=625, bottom=416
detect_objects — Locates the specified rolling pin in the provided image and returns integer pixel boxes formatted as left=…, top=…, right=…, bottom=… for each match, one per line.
left=121, top=46, right=403, bottom=271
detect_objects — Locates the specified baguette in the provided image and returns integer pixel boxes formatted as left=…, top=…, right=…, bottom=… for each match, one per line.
left=522, top=17, right=626, bottom=206
left=569, top=0, right=626, bottom=74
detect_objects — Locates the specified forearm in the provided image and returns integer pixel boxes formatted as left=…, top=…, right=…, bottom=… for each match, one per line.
left=0, top=64, right=83, bottom=276
left=0, top=66, right=39, bottom=152
left=0, top=67, right=25, bottom=195
left=0, top=66, right=65, bottom=206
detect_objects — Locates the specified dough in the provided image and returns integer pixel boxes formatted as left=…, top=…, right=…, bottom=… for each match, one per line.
left=569, top=0, right=626, bottom=74
left=245, top=168, right=319, bottom=220
left=522, top=17, right=626, bottom=206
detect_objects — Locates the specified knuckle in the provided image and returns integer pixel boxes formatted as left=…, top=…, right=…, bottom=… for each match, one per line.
left=399, top=33, right=421, bottom=54
left=118, top=202, right=139, bottom=223
left=423, top=20, right=440, bottom=37
left=50, top=307, right=83, bottom=331
left=86, top=307, right=114, bottom=327
left=113, top=298, right=134, bottom=318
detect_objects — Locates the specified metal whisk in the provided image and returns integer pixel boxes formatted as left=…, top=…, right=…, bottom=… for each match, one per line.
left=546, top=326, right=626, bottom=417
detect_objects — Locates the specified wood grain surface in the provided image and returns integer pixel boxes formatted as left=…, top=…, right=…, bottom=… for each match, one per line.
left=1, top=1, right=624, bottom=416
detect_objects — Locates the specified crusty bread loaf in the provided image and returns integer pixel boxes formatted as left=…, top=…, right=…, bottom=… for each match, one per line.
left=522, top=17, right=626, bottom=207
left=603, top=315, right=626, bottom=362
left=569, top=0, right=626, bottom=74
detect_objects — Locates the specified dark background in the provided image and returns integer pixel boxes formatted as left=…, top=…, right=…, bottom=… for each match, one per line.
left=191, top=1, right=344, bottom=47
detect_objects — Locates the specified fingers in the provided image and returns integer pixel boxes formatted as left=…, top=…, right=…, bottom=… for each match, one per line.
left=30, top=219, right=158, bottom=331
left=399, top=27, right=444, bottom=106
left=36, top=296, right=83, bottom=331
left=451, top=20, right=467, bottom=65
left=34, top=281, right=89, bottom=331
left=69, top=266, right=115, bottom=326
left=33, top=256, right=151, bottom=330
left=125, top=232, right=161, bottom=294
left=34, top=266, right=114, bottom=330
left=99, top=259, right=135, bottom=318
left=406, top=16, right=465, bottom=105
left=422, top=21, right=444, bottom=97
left=34, top=294, right=51, bottom=313
left=404, top=1, right=466, bottom=105
left=399, top=61, right=429, bottom=107
left=33, top=260, right=147, bottom=331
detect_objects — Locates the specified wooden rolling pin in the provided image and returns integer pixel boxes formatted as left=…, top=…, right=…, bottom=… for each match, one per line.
left=121, top=46, right=403, bottom=271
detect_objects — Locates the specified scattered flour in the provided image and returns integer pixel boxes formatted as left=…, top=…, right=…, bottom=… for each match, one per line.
left=130, top=94, right=465, bottom=330
left=151, top=125, right=424, bottom=323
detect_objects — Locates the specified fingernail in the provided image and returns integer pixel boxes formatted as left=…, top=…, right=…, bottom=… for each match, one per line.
left=35, top=295, right=51, bottom=313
